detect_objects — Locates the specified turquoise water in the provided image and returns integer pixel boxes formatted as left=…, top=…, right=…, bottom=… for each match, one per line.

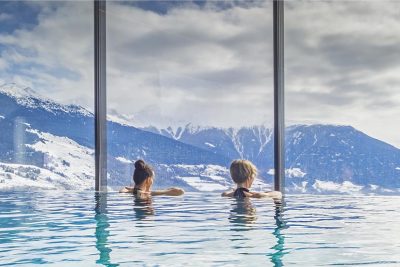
left=0, top=192, right=399, bottom=266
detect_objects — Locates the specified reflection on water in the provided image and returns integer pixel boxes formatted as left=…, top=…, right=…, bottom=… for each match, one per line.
left=228, top=198, right=257, bottom=229
left=133, top=196, right=154, bottom=221
left=228, top=198, right=287, bottom=266
left=269, top=204, right=288, bottom=267
left=94, top=193, right=119, bottom=267
left=1, top=192, right=398, bottom=266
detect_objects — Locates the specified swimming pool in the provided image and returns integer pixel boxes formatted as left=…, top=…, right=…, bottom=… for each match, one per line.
left=0, top=192, right=399, bottom=266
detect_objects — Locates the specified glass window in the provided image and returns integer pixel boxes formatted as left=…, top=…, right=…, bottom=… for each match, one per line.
left=107, top=1, right=274, bottom=191
left=0, top=1, right=94, bottom=190
left=285, top=0, right=400, bottom=193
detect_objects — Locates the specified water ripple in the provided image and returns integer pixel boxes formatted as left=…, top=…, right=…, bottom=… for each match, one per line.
left=0, top=192, right=399, bottom=266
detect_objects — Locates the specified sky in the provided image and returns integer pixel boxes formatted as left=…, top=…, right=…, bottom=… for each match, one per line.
left=0, top=0, right=399, bottom=147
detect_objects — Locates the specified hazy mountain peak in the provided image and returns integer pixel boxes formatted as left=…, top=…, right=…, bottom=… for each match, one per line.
left=0, top=83, right=44, bottom=100
left=0, top=83, right=92, bottom=117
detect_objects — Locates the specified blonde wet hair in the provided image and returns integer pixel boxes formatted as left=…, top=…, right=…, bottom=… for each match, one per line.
left=229, top=159, right=258, bottom=184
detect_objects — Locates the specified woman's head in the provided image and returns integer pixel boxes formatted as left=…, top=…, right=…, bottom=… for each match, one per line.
left=230, top=159, right=258, bottom=187
left=133, top=159, right=154, bottom=189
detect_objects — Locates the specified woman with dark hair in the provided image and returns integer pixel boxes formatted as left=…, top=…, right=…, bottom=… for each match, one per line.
left=119, top=159, right=184, bottom=197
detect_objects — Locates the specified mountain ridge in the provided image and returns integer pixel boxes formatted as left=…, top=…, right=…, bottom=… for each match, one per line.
left=1, top=83, right=399, bottom=193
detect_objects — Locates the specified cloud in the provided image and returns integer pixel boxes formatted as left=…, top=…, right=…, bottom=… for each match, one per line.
left=0, top=1, right=94, bottom=107
left=106, top=1, right=274, bottom=127
left=284, top=0, right=400, bottom=147
left=0, top=13, right=13, bottom=22
left=0, top=0, right=400, bottom=147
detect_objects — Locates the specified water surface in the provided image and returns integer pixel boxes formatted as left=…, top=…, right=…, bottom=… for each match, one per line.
left=0, top=192, right=399, bottom=266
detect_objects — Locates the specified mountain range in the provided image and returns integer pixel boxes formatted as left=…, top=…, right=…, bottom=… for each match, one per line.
left=1, top=83, right=399, bottom=194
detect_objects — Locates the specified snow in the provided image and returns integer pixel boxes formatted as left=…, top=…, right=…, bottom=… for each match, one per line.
left=267, top=168, right=306, bottom=178
left=286, top=168, right=307, bottom=178
left=251, top=126, right=272, bottom=155
left=24, top=129, right=94, bottom=190
left=177, top=176, right=227, bottom=191
left=107, top=114, right=135, bottom=127
left=395, top=167, right=400, bottom=171
left=0, top=83, right=43, bottom=99
left=0, top=162, right=66, bottom=190
left=204, top=142, right=216, bottom=148
left=165, top=126, right=185, bottom=140
left=0, top=83, right=92, bottom=117
left=312, top=180, right=364, bottom=193
left=161, top=164, right=270, bottom=192
left=116, top=157, right=132, bottom=164
left=0, top=115, right=4, bottom=120
left=291, top=181, right=308, bottom=193
left=369, top=184, right=379, bottom=191
left=168, top=164, right=231, bottom=188
left=224, top=128, right=245, bottom=159
left=186, top=124, right=212, bottom=135
left=292, top=131, right=303, bottom=145
left=312, top=133, right=318, bottom=145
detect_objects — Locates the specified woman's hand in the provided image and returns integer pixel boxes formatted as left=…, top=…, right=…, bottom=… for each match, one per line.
left=119, top=186, right=134, bottom=193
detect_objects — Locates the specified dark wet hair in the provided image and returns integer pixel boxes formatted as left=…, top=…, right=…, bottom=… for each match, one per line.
left=133, top=159, right=154, bottom=186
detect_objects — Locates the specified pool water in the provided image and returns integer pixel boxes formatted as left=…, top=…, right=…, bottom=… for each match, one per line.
left=0, top=192, right=399, bottom=266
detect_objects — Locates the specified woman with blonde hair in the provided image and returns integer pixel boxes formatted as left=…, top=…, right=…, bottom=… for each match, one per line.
left=222, top=159, right=282, bottom=199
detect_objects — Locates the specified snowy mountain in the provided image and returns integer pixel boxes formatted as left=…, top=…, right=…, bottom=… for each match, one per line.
left=142, top=124, right=273, bottom=168
left=0, top=83, right=232, bottom=191
left=143, top=124, right=400, bottom=194
left=1, top=83, right=400, bottom=194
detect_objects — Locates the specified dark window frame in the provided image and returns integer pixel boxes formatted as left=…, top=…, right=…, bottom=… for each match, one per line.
left=94, top=0, right=285, bottom=193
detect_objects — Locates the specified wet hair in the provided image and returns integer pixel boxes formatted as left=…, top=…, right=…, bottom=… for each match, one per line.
left=229, top=159, right=258, bottom=184
left=133, top=159, right=154, bottom=186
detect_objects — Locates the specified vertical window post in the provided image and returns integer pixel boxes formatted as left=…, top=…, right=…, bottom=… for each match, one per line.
left=273, top=0, right=285, bottom=193
left=94, top=0, right=107, bottom=191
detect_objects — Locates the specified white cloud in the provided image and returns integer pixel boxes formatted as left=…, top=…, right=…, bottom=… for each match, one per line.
left=0, top=1, right=94, bottom=109
left=284, top=1, right=400, bottom=147
left=105, top=1, right=274, bottom=127
left=0, top=1, right=400, bottom=147
left=0, top=13, right=13, bottom=22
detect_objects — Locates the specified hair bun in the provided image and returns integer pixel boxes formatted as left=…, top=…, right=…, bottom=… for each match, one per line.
left=134, top=159, right=146, bottom=170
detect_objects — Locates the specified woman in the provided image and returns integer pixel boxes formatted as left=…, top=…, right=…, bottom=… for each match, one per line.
left=222, top=159, right=282, bottom=200
left=119, top=159, right=184, bottom=197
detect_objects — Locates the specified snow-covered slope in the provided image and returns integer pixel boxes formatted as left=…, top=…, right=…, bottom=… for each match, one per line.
left=154, top=164, right=271, bottom=192
left=0, top=128, right=94, bottom=190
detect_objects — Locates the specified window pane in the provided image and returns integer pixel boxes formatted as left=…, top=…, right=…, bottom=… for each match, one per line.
left=285, top=0, right=400, bottom=193
left=0, top=1, right=94, bottom=189
left=107, top=1, right=274, bottom=191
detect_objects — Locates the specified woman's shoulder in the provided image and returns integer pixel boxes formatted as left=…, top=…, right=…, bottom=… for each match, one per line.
left=221, top=190, right=234, bottom=197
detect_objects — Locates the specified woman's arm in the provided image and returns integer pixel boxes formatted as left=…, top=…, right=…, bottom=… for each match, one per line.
left=263, top=191, right=282, bottom=199
left=151, top=187, right=185, bottom=196
left=250, top=191, right=282, bottom=199
left=119, top=186, right=134, bottom=193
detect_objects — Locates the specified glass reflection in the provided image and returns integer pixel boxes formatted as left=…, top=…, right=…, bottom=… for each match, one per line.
left=94, top=193, right=118, bottom=267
